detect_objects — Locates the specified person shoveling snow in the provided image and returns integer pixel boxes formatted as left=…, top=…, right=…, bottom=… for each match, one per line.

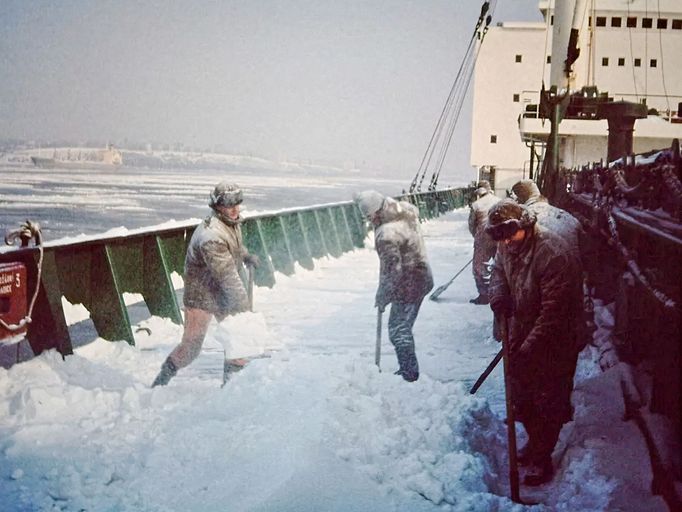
left=151, top=182, right=261, bottom=387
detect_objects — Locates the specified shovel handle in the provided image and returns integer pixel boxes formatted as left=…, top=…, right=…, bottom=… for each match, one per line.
left=501, top=316, right=521, bottom=502
left=375, top=309, right=383, bottom=370
left=248, top=265, right=254, bottom=312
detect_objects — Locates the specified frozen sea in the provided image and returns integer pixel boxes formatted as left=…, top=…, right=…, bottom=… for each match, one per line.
left=0, top=161, right=421, bottom=242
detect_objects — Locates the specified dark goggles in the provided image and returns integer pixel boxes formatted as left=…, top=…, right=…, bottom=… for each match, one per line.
left=486, top=218, right=523, bottom=241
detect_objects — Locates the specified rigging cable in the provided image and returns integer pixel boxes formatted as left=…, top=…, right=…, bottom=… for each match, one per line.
left=425, top=40, right=478, bottom=190
left=428, top=16, right=491, bottom=190
left=410, top=5, right=483, bottom=193
left=408, top=0, right=492, bottom=193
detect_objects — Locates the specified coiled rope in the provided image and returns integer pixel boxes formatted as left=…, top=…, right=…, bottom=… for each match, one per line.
left=1, top=221, right=44, bottom=332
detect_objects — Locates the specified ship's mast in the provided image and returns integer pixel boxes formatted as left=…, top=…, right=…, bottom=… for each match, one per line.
left=539, top=0, right=646, bottom=200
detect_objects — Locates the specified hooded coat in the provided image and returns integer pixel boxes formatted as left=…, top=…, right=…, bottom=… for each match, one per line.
left=374, top=198, right=434, bottom=306
left=183, top=212, right=250, bottom=316
left=468, top=191, right=500, bottom=237
left=489, top=224, right=584, bottom=424
left=468, top=191, right=501, bottom=295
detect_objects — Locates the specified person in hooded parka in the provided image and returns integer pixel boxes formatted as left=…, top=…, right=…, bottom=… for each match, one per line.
left=354, top=190, right=434, bottom=382
left=486, top=199, right=585, bottom=487
left=512, top=179, right=595, bottom=345
left=467, top=180, right=501, bottom=304
left=152, top=182, right=260, bottom=387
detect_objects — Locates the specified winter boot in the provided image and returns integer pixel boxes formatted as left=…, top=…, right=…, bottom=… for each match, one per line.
left=222, top=358, right=248, bottom=386
left=151, top=358, right=178, bottom=387
left=394, top=347, right=419, bottom=382
left=516, top=440, right=536, bottom=466
left=523, top=457, right=553, bottom=486
left=469, top=294, right=490, bottom=305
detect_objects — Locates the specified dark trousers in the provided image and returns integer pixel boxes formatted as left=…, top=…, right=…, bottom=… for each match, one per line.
left=522, top=418, right=563, bottom=465
left=388, top=299, right=423, bottom=381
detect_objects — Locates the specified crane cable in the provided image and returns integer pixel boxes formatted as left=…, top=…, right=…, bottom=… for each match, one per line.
left=428, top=16, right=492, bottom=191
left=409, top=1, right=493, bottom=193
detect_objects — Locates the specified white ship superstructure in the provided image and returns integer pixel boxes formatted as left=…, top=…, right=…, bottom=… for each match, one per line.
left=471, top=0, right=682, bottom=195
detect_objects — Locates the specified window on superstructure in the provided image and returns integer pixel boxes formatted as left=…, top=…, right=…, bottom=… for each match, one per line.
left=673, top=19, right=682, bottom=30
left=513, top=94, right=520, bottom=103
left=627, top=17, right=637, bottom=28
left=657, top=19, right=668, bottom=29
left=618, top=58, right=625, bottom=66
left=634, top=58, right=641, bottom=67
left=642, top=18, right=653, bottom=28
left=490, top=135, right=497, bottom=144
left=650, top=59, right=657, bottom=68
left=550, top=15, right=554, bottom=25
left=601, top=57, right=609, bottom=66
left=546, top=55, right=551, bottom=64
left=515, top=54, right=522, bottom=63
left=596, top=16, right=606, bottom=27
left=611, top=17, right=622, bottom=27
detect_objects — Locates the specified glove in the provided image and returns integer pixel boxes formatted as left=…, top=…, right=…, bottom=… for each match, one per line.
left=243, top=253, right=261, bottom=269
left=375, top=290, right=388, bottom=313
left=490, top=295, right=514, bottom=318
left=510, top=340, right=532, bottom=359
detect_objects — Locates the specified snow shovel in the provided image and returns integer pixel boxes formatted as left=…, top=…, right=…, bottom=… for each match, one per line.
left=429, top=257, right=473, bottom=301
left=469, top=348, right=503, bottom=394
left=222, top=267, right=255, bottom=387
left=501, top=316, right=522, bottom=503
left=375, top=309, right=383, bottom=370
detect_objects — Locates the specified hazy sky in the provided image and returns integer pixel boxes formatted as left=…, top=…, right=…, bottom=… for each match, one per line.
left=0, top=0, right=541, bottom=181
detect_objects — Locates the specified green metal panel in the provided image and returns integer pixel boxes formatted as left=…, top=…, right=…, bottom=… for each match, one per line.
left=143, top=235, right=183, bottom=325
left=316, top=209, right=342, bottom=258
left=158, top=230, right=188, bottom=276
left=258, top=217, right=295, bottom=276
left=90, top=245, right=135, bottom=345
left=299, top=210, right=328, bottom=258
left=26, top=250, right=72, bottom=357
left=446, top=190, right=456, bottom=209
left=55, top=247, right=93, bottom=307
left=344, top=204, right=367, bottom=248
left=426, top=194, right=437, bottom=219
left=331, top=206, right=353, bottom=252
left=417, top=197, right=426, bottom=219
left=107, top=240, right=144, bottom=292
left=242, top=219, right=276, bottom=288
left=281, top=213, right=314, bottom=270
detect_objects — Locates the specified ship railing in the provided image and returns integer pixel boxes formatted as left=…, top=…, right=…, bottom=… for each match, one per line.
left=552, top=139, right=682, bottom=451
left=0, top=188, right=469, bottom=363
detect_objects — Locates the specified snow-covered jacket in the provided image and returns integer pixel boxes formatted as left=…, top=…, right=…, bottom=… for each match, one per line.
left=489, top=224, right=585, bottom=360
left=374, top=198, right=434, bottom=306
left=468, top=192, right=501, bottom=237
left=183, top=213, right=249, bottom=316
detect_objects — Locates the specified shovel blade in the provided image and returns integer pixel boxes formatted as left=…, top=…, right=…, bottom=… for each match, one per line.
left=429, top=284, right=448, bottom=301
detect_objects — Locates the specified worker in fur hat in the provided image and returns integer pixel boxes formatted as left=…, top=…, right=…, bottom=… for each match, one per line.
left=486, top=199, right=585, bottom=486
left=152, top=182, right=260, bottom=387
